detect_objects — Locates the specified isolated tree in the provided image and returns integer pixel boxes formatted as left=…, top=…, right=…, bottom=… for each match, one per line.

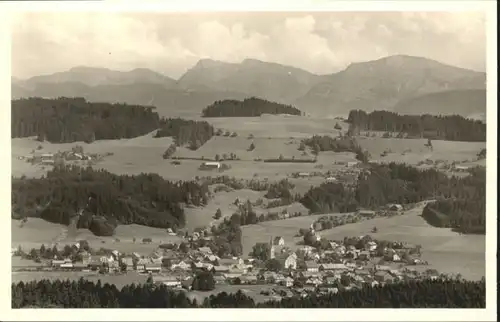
left=265, top=258, right=283, bottom=272
left=248, top=142, right=256, bottom=151
left=214, top=208, right=222, bottom=220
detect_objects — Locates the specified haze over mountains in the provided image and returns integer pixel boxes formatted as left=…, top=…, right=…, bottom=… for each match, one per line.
left=12, top=55, right=486, bottom=119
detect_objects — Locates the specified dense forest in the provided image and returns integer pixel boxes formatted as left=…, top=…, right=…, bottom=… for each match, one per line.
left=155, top=118, right=215, bottom=150
left=347, top=110, right=486, bottom=142
left=11, top=165, right=210, bottom=236
left=201, top=97, right=302, bottom=117
left=301, top=163, right=485, bottom=234
left=11, top=97, right=160, bottom=143
left=12, top=278, right=485, bottom=308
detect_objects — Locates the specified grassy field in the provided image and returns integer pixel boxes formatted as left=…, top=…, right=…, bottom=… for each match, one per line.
left=196, top=114, right=348, bottom=139
left=357, top=137, right=485, bottom=165
left=12, top=217, right=183, bottom=254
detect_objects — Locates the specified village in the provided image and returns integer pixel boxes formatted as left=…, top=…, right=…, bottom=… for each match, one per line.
left=12, top=214, right=448, bottom=299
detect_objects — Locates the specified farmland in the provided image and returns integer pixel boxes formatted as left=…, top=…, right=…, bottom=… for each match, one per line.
left=12, top=217, right=184, bottom=254
left=11, top=114, right=487, bottom=286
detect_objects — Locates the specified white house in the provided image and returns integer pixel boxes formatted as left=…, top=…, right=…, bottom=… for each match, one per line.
left=200, top=162, right=221, bottom=170
left=305, top=261, right=320, bottom=272
left=325, top=177, right=337, bottom=183
left=388, top=204, right=403, bottom=211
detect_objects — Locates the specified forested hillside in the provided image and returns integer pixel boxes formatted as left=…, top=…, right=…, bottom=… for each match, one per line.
left=11, top=165, right=210, bottom=236
left=11, top=97, right=160, bottom=143
left=301, top=163, right=485, bottom=234
left=201, top=97, right=302, bottom=117
left=12, top=278, right=485, bottom=308
left=422, top=167, right=486, bottom=234
left=347, top=110, right=486, bottom=142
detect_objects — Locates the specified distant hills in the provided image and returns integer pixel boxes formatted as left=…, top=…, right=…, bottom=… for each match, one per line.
left=12, top=55, right=486, bottom=118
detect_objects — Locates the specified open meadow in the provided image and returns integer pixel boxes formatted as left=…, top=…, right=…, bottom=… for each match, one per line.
left=12, top=217, right=184, bottom=255
left=357, top=137, right=485, bottom=165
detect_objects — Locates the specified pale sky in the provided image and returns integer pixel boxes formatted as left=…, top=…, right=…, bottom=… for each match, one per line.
left=11, top=11, right=486, bottom=79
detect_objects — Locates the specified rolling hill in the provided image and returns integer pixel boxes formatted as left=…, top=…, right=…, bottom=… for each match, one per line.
left=12, top=55, right=486, bottom=118
left=393, top=89, right=486, bottom=121
left=23, top=66, right=177, bottom=88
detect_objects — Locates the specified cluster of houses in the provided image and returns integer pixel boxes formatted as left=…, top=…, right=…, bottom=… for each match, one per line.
left=17, top=227, right=435, bottom=294
left=21, top=150, right=94, bottom=166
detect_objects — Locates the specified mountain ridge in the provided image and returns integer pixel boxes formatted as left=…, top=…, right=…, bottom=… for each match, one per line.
left=12, top=55, right=486, bottom=118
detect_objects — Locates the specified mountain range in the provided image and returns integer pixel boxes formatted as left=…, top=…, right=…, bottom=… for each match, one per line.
left=11, top=55, right=486, bottom=119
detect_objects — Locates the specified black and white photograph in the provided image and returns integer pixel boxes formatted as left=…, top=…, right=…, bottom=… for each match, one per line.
left=1, top=0, right=497, bottom=321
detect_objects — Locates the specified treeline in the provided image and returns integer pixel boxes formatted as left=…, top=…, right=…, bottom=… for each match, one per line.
left=155, top=118, right=214, bottom=150
left=11, top=97, right=160, bottom=143
left=11, top=165, right=209, bottom=236
left=301, top=163, right=486, bottom=234
left=347, top=110, right=486, bottom=142
left=201, top=97, right=302, bottom=117
left=301, top=136, right=370, bottom=163
left=12, top=278, right=485, bottom=308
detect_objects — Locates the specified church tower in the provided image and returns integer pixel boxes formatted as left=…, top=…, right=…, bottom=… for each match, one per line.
left=269, top=236, right=275, bottom=259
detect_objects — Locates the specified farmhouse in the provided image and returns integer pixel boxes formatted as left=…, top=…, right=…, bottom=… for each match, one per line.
left=157, top=276, right=181, bottom=288
left=374, top=271, right=393, bottom=283
left=298, top=172, right=310, bottom=178
left=199, top=162, right=221, bottom=170
left=144, top=263, right=162, bottom=273
left=198, top=247, right=212, bottom=255
left=213, top=265, right=230, bottom=273
left=121, top=257, right=134, bottom=270
left=325, top=177, right=337, bottom=183
left=276, top=253, right=297, bottom=270
left=388, top=203, right=403, bottom=211
left=346, top=161, right=359, bottom=168
left=357, top=209, right=375, bottom=218
left=305, top=261, right=320, bottom=272
left=320, top=263, right=347, bottom=272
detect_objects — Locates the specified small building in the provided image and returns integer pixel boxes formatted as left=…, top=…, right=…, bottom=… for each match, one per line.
left=60, top=262, right=74, bottom=270
left=213, top=265, right=230, bottom=274
left=388, top=204, right=403, bottom=211
left=240, top=275, right=258, bottom=285
left=346, top=161, right=359, bottom=168
left=305, top=261, right=320, bottom=272
left=277, top=254, right=297, bottom=270
left=171, top=260, right=191, bottom=271
left=374, top=271, right=393, bottom=283
left=358, top=251, right=371, bottom=260
left=121, top=257, right=134, bottom=270
left=198, top=247, right=212, bottom=255
left=320, top=263, right=347, bottom=272
left=282, top=276, right=294, bottom=287
left=357, top=209, right=376, bottom=218
left=375, top=265, right=392, bottom=272
left=218, top=258, right=242, bottom=268
left=214, top=275, right=227, bottom=285
left=144, top=263, right=162, bottom=273
left=199, top=162, right=221, bottom=170
left=157, top=276, right=182, bottom=288
left=51, top=259, right=65, bottom=268
left=325, top=177, right=337, bottom=183
left=298, top=172, right=310, bottom=178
